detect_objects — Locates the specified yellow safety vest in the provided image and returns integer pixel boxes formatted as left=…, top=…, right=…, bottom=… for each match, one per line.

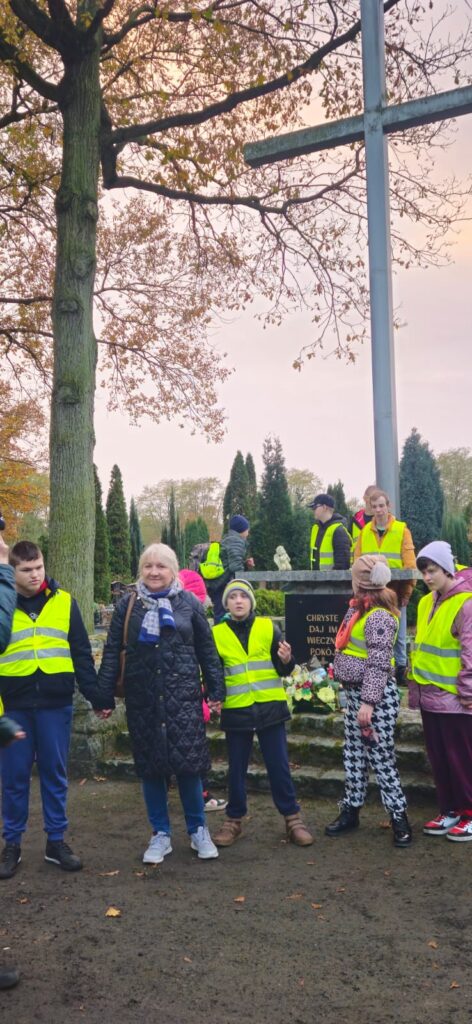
left=0, top=590, right=74, bottom=677
left=411, top=591, right=472, bottom=694
left=310, top=522, right=350, bottom=570
left=212, top=617, right=286, bottom=709
left=342, top=607, right=398, bottom=666
left=358, top=519, right=406, bottom=568
left=199, top=542, right=224, bottom=580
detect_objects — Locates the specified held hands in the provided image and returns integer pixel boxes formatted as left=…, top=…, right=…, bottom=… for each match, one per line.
left=357, top=702, right=374, bottom=728
left=0, top=534, right=9, bottom=565
left=277, top=640, right=292, bottom=665
left=207, top=700, right=222, bottom=714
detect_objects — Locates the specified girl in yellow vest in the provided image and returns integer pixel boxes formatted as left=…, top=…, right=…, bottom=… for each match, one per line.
left=409, top=541, right=472, bottom=841
left=212, top=579, right=314, bottom=848
left=325, top=555, right=412, bottom=847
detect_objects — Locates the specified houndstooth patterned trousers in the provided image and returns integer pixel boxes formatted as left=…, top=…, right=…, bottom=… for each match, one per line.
left=342, top=679, right=407, bottom=816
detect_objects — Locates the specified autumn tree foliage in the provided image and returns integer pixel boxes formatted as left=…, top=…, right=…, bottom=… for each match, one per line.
left=0, top=384, right=49, bottom=539
left=1, top=0, right=471, bottom=615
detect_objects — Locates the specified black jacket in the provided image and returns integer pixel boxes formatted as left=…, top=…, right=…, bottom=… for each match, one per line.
left=311, top=513, right=351, bottom=570
left=219, top=613, right=294, bottom=732
left=98, top=589, right=225, bottom=779
left=0, top=577, right=104, bottom=711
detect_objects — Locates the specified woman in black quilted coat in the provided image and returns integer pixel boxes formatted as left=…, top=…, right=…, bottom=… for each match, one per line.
left=98, top=543, right=225, bottom=865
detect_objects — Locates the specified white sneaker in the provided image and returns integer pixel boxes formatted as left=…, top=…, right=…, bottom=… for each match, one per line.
left=143, top=832, right=172, bottom=864
left=190, top=825, right=219, bottom=860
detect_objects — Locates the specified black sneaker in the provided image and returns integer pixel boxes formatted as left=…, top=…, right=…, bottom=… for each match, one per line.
left=45, top=840, right=83, bottom=872
left=0, top=965, right=20, bottom=990
left=0, top=843, right=21, bottom=880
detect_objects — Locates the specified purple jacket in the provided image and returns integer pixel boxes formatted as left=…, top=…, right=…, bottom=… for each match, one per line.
left=408, top=570, right=472, bottom=715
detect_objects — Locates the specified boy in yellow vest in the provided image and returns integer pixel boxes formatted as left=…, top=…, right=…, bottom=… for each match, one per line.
left=212, top=579, right=313, bottom=847
left=354, top=489, right=416, bottom=684
left=0, top=541, right=109, bottom=879
left=409, top=541, right=472, bottom=841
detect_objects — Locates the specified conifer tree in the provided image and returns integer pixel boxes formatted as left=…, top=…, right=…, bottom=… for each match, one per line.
left=223, top=452, right=250, bottom=529
left=400, top=429, right=444, bottom=552
left=129, top=497, right=143, bottom=580
left=245, top=453, right=258, bottom=523
left=327, top=480, right=350, bottom=521
left=250, top=436, right=292, bottom=569
left=94, top=465, right=110, bottom=602
left=106, top=465, right=131, bottom=580
left=290, top=502, right=313, bottom=570
left=441, top=513, right=471, bottom=567
left=184, top=517, right=210, bottom=552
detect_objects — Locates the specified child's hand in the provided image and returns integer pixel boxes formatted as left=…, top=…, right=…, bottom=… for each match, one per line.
left=277, top=640, right=292, bottom=664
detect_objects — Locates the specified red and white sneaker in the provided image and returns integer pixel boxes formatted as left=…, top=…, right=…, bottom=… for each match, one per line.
left=423, top=812, right=460, bottom=836
left=446, top=816, right=472, bottom=842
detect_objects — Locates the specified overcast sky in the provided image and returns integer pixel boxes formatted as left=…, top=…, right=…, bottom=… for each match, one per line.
left=94, top=109, right=472, bottom=512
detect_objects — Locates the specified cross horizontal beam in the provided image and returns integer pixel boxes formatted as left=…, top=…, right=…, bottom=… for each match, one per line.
left=244, top=83, right=472, bottom=167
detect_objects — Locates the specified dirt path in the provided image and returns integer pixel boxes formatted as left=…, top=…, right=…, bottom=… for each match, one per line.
left=2, top=778, right=471, bottom=1024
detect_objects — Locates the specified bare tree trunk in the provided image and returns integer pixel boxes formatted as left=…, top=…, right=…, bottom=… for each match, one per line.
left=48, top=37, right=101, bottom=627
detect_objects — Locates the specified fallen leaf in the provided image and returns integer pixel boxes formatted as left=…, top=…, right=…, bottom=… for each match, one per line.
left=183, top=956, right=192, bottom=963
left=18, top=897, right=29, bottom=905
left=336, top=887, right=346, bottom=893
left=379, top=820, right=391, bottom=830
left=98, top=870, right=119, bottom=877
left=428, top=940, right=438, bottom=949
left=233, top=896, right=246, bottom=903
left=450, top=981, right=460, bottom=990
left=134, top=871, right=145, bottom=878
left=105, top=906, right=121, bottom=917
left=286, top=893, right=303, bottom=900
left=78, top=779, right=87, bottom=786
left=298, top=978, right=305, bottom=988
left=306, top=861, right=316, bottom=865
left=93, top=776, right=107, bottom=782
left=311, top=903, right=323, bottom=910
left=384, top=870, right=391, bottom=877
left=432, top=963, right=439, bottom=970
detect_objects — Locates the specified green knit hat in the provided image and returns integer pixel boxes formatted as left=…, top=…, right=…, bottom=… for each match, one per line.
left=222, top=578, right=256, bottom=611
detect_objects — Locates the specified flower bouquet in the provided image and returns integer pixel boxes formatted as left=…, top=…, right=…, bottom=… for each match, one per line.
left=284, top=659, right=339, bottom=714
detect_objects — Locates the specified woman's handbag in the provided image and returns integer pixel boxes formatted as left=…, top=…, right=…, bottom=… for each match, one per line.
left=115, top=593, right=137, bottom=698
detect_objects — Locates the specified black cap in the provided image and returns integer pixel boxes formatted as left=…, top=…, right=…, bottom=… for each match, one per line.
left=308, top=493, right=335, bottom=510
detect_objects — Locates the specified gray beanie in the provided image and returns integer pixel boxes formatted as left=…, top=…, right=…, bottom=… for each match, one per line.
left=416, top=541, right=455, bottom=577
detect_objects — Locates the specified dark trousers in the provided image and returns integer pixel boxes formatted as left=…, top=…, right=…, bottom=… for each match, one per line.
left=207, top=582, right=226, bottom=623
left=1, top=707, right=73, bottom=844
left=225, top=722, right=299, bottom=819
left=421, top=710, right=472, bottom=812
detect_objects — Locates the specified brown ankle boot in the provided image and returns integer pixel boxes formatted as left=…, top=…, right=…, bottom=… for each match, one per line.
left=213, top=818, right=242, bottom=848
left=285, top=813, right=314, bottom=847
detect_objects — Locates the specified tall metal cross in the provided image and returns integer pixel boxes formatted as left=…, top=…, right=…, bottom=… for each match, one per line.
left=245, top=0, right=472, bottom=512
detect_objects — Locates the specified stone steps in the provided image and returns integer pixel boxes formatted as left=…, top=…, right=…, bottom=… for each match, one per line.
left=98, top=708, right=436, bottom=802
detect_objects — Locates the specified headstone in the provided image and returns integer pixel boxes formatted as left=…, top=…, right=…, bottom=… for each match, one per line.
left=285, top=592, right=350, bottom=667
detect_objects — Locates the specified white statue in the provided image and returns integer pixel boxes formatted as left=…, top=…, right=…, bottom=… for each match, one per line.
left=274, top=545, right=292, bottom=571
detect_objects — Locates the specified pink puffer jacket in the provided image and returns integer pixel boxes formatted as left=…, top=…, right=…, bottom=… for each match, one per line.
left=408, top=570, right=472, bottom=715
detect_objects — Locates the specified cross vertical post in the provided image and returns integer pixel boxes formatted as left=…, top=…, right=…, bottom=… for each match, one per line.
left=361, top=0, right=400, bottom=511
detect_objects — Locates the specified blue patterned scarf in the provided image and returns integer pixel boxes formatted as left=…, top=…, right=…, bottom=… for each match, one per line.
left=136, top=577, right=182, bottom=644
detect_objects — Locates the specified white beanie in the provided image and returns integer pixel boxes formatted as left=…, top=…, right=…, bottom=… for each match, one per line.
left=416, top=541, right=455, bottom=577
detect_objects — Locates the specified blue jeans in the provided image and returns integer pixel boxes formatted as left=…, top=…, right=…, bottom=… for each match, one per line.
left=142, top=774, right=205, bottom=835
left=1, top=706, right=73, bottom=844
left=393, top=606, right=407, bottom=667
left=225, top=722, right=299, bottom=819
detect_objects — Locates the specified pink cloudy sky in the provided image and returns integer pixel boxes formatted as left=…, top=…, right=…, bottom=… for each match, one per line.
left=94, top=87, right=472, bottom=511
